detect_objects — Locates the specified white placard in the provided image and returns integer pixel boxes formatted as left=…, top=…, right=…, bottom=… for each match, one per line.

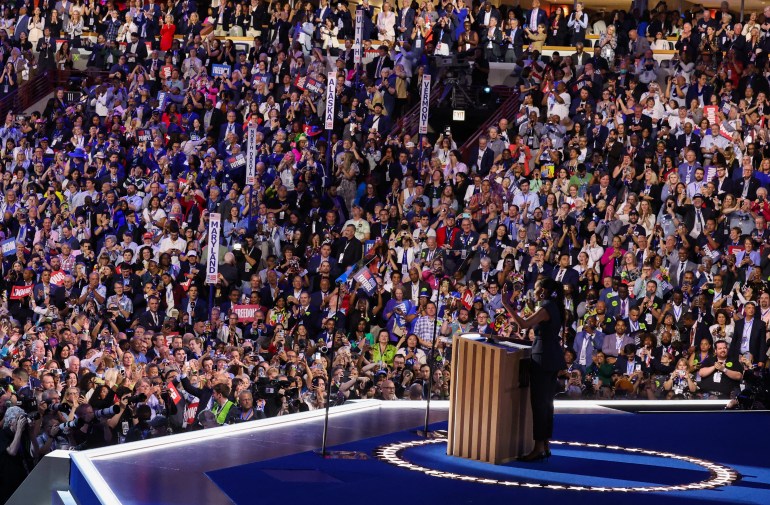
left=354, top=10, right=363, bottom=64
left=325, top=71, right=336, bottom=131
left=246, top=124, right=257, bottom=186
left=419, top=75, right=431, bottom=135
left=206, top=213, right=221, bottom=285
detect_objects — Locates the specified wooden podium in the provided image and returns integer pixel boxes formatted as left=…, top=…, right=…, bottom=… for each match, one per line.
left=447, top=333, right=533, bottom=464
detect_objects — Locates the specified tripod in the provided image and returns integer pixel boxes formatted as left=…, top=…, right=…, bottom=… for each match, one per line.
left=438, top=76, right=474, bottom=109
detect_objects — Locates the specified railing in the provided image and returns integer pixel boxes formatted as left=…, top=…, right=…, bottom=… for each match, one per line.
left=0, top=71, right=55, bottom=119
left=387, top=80, right=443, bottom=140
left=459, top=88, right=521, bottom=160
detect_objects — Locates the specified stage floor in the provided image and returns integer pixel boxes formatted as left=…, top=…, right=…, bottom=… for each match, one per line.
left=67, top=400, right=770, bottom=505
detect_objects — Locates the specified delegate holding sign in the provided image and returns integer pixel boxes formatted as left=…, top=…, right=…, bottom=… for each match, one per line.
left=206, top=213, right=221, bottom=285
left=325, top=71, right=336, bottom=130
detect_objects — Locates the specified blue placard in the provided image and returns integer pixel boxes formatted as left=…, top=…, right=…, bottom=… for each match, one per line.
left=1, top=238, right=16, bottom=256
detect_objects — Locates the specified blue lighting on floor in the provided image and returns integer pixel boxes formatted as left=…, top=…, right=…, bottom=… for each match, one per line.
left=206, top=412, right=770, bottom=505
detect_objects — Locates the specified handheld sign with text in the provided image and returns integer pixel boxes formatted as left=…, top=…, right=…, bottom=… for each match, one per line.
left=212, top=64, right=231, bottom=77
left=1, top=238, right=16, bottom=257
left=294, top=75, right=324, bottom=94
left=460, top=288, right=474, bottom=310
left=166, top=382, right=182, bottom=405
left=206, top=213, right=222, bottom=285
left=246, top=124, right=258, bottom=185
left=10, top=285, right=33, bottom=300
left=226, top=153, right=247, bottom=172
left=353, top=268, right=377, bottom=296
left=354, top=9, right=363, bottom=64
left=419, top=75, right=431, bottom=135
left=231, top=304, right=261, bottom=322
left=157, top=91, right=167, bottom=111
left=325, top=72, right=336, bottom=131
left=136, top=129, right=152, bottom=142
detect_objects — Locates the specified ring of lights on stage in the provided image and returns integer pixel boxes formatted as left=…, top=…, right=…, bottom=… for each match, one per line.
left=373, top=438, right=740, bottom=492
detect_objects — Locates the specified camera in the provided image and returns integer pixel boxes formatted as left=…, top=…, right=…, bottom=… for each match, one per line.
left=48, top=402, right=72, bottom=415
left=93, top=405, right=121, bottom=418
left=58, top=418, right=85, bottom=433
left=18, top=396, right=39, bottom=417
left=126, top=393, right=147, bottom=404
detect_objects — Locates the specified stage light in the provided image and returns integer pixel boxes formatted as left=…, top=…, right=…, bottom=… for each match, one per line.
left=373, top=437, right=740, bottom=493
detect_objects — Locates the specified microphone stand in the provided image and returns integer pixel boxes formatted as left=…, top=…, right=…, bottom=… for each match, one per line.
left=319, top=279, right=341, bottom=458
left=421, top=295, right=442, bottom=437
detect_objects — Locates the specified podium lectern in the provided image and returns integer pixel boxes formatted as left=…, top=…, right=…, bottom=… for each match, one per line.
left=447, top=334, right=533, bottom=464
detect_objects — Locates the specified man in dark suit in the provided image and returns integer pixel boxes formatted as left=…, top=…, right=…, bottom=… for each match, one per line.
left=37, top=28, right=57, bottom=71
left=736, top=162, right=761, bottom=201
left=202, top=99, right=224, bottom=137
left=676, top=129, right=702, bottom=165
left=333, top=224, right=363, bottom=269
left=669, top=248, right=697, bottom=287
left=525, top=0, right=548, bottom=36
left=366, top=45, right=393, bottom=80
left=476, top=1, right=501, bottom=31
left=681, top=311, right=713, bottom=350
left=730, top=302, right=767, bottom=367
left=13, top=7, right=29, bottom=41
left=625, top=106, right=653, bottom=138
left=551, top=254, right=579, bottom=290
left=32, top=270, right=64, bottom=308
left=685, top=72, right=714, bottom=107
left=132, top=296, right=164, bottom=332
left=571, top=41, right=591, bottom=68
left=403, top=266, right=432, bottom=305
left=396, top=2, right=415, bottom=42
left=481, top=17, right=503, bottom=62
left=467, top=136, right=495, bottom=176
left=503, top=17, right=525, bottom=63
left=259, top=270, right=283, bottom=308
left=218, top=110, right=243, bottom=143
left=124, top=32, right=149, bottom=71
left=180, top=285, right=208, bottom=323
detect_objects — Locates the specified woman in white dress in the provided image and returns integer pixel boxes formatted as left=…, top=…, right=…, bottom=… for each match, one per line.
left=377, top=2, right=396, bottom=42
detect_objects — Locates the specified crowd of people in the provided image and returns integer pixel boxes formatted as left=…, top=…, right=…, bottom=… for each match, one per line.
left=2, top=0, right=770, bottom=499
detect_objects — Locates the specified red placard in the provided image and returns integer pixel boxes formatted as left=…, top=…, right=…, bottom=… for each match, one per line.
left=166, top=382, right=182, bottom=405
left=460, top=289, right=474, bottom=310
left=10, top=285, right=33, bottom=299
left=231, top=304, right=261, bottom=322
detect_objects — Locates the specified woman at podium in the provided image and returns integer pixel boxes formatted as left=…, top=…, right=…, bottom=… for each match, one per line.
left=503, top=278, right=566, bottom=462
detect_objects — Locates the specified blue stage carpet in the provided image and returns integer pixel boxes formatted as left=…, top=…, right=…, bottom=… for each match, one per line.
left=206, top=412, right=770, bottom=504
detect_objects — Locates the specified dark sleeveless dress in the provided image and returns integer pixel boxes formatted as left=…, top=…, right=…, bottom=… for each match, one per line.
left=530, top=299, right=565, bottom=440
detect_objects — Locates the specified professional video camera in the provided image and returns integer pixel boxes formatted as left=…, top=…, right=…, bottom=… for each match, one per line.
left=252, top=377, right=293, bottom=400
left=731, top=367, right=770, bottom=410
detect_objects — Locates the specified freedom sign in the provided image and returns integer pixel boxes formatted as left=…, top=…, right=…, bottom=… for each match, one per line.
left=231, top=304, right=262, bottom=322
left=246, top=124, right=258, bottom=185
left=206, top=213, right=221, bottom=285
left=212, top=64, right=231, bottom=77
left=419, top=75, right=431, bottom=135
left=325, top=72, right=336, bottom=130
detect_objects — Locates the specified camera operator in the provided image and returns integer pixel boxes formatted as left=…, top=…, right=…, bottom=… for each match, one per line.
left=36, top=414, right=71, bottom=456
left=125, top=405, right=172, bottom=442
left=0, top=407, right=37, bottom=502
left=68, top=403, right=116, bottom=450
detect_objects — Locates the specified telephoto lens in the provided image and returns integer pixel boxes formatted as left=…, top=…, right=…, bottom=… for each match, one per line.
left=94, top=405, right=121, bottom=418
